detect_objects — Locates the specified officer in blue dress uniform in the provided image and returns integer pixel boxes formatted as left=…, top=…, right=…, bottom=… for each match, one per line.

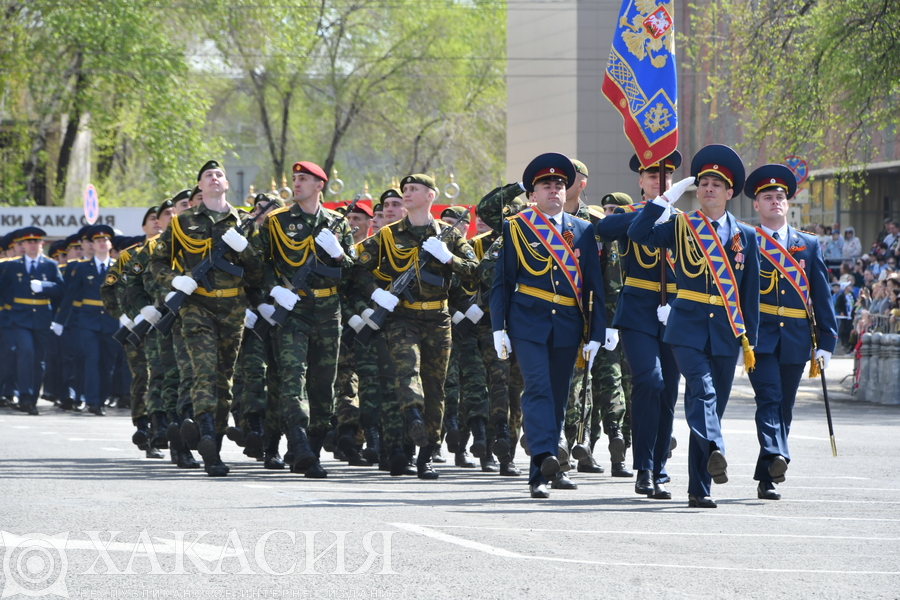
left=0, top=233, right=19, bottom=407
left=57, top=224, right=119, bottom=416
left=628, top=144, right=760, bottom=508
left=745, top=164, right=837, bottom=500
left=490, top=153, right=606, bottom=498
left=595, top=150, right=683, bottom=499
left=0, top=227, right=65, bottom=415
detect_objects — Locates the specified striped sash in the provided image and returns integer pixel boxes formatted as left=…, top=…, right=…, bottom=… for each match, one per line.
left=513, top=208, right=583, bottom=310
left=756, top=228, right=809, bottom=306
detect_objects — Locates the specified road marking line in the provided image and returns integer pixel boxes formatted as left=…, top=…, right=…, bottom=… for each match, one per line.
left=390, top=523, right=900, bottom=574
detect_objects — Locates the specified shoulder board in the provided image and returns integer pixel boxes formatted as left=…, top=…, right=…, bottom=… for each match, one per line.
left=269, top=206, right=290, bottom=218
left=587, top=206, right=606, bottom=221
left=797, top=228, right=815, bottom=236
left=322, top=207, right=343, bottom=218
left=470, top=231, right=493, bottom=243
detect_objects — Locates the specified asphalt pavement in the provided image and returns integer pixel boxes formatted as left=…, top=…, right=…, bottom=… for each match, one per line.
left=1, top=355, right=898, bottom=599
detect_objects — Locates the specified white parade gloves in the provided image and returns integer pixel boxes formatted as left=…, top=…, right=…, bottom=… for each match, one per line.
left=50, top=322, right=64, bottom=336
left=452, top=311, right=466, bottom=324
left=657, top=304, right=671, bottom=325
left=347, top=314, right=366, bottom=333
left=257, top=303, right=277, bottom=326
left=140, top=305, right=162, bottom=325
left=244, top=309, right=258, bottom=329
left=315, top=230, right=344, bottom=259
left=371, top=288, right=399, bottom=312
left=652, top=176, right=696, bottom=208
left=270, top=285, right=298, bottom=311
left=119, top=314, right=135, bottom=330
left=30, top=280, right=43, bottom=293
left=221, top=227, right=248, bottom=253
left=361, top=308, right=380, bottom=330
left=583, top=340, right=602, bottom=369
left=654, top=204, right=672, bottom=225
left=465, top=304, right=484, bottom=324
left=815, top=349, right=832, bottom=370
left=171, top=275, right=198, bottom=295
left=603, top=328, right=619, bottom=352
left=422, top=237, right=454, bottom=264
left=493, top=330, right=512, bottom=360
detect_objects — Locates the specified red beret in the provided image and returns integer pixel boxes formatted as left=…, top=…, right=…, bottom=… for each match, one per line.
left=349, top=202, right=373, bottom=217
left=292, top=161, right=328, bottom=182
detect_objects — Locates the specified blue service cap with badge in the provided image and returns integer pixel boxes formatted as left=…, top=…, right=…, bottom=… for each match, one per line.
left=48, top=239, right=67, bottom=258
left=690, top=144, right=746, bottom=194
left=630, top=150, right=682, bottom=174
left=744, top=164, right=797, bottom=200
left=0, top=232, right=13, bottom=250
left=88, top=224, right=115, bottom=241
left=77, top=225, right=93, bottom=241
left=197, top=160, right=225, bottom=181
left=522, top=152, right=576, bottom=193
left=13, top=226, right=47, bottom=243
left=65, top=233, right=82, bottom=250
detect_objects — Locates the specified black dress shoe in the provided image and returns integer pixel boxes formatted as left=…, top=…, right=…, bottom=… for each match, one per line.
left=88, top=404, right=106, bottom=416
left=540, top=455, right=560, bottom=478
left=757, top=481, right=781, bottom=500
left=635, top=470, right=654, bottom=495
left=551, top=471, right=577, bottom=490
left=707, top=449, right=728, bottom=484
left=688, top=494, right=717, bottom=508
left=499, top=461, right=522, bottom=476
left=651, top=482, right=672, bottom=499
left=26, top=403, right=39, bottom=416
left=768, top=455, right=788, bottom=483
left=529, top=483, right=550, bottom=498
left=611, top=462, right=634, bottom=477
left=577, top=455, right=605, bottom=473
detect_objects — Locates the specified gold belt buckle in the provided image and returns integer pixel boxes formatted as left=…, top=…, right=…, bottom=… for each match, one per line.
left=552, top=294, right=560, bottom=304
left=215, top=289, right=223, bottom=298
left=709, top=295, right=717, bottom=305
left=777, top=306, right=785, bottom=316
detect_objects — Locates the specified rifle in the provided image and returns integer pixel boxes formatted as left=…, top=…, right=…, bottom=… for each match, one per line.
left=571, top=291, right=593, bottom=461
left=269, top=195, right=361, bottom=327
left=808, top=302, right=837, bottom=456
left=152, top=202, right=273, bottom=338
left=357, top=206, right=473, bottom=345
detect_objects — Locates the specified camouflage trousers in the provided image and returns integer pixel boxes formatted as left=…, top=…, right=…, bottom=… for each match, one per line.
left=334, top=332, right=360, bottom=429
left=233, top=325, right=281, bottom=435
left=170, top=316, right=194, bottom=416
left=357, top=329, right=403, bottom=450
left=156, top=326, right=178, bottom=414
left=446, top=328, right=489, bottom=428
left=125, top=342, right=149, bottom=425
left=145, top=330, right=165, bottom=414
left=385, top=310, right=451, bottom=445
left=179, top=298, right=246, bottom=435
left=477, top=322, right=524, bottom=433
left=274, top=304, right=340, bottom=436
left=566, top=344, right=629, bottom=447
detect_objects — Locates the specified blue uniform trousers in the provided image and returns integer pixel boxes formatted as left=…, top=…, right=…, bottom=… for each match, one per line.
left=511, top=336, right=579, bottom=486
left=12, top=325, right=50, bottom=404
left=671, top=343, right=737, bottom=497
left=63, top=327, right=83, bottom=402
left=0, top=327, right=17, bottom=398
left=621, top=328, right=680, bottom=482
left=747, top=349, right=804, bottom=482
left=81, top=328, right=117, bottom=407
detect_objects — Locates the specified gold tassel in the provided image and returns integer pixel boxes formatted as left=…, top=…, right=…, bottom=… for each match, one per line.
left=575, top=342, right=586, bottom=369
left=809, top=355, right=821, bottom=379
left=741, top=335, right=756, bottom=373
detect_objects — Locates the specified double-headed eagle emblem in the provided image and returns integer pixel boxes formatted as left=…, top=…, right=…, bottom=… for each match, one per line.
left=620, top=0, right=675, bottom=68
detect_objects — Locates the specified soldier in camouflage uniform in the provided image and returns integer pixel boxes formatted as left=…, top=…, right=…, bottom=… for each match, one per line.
left=258, top=161, right=355, bottom=479
left=149, top=161, right=265, bottom=477
left=353, top=174, right=478, bottom=479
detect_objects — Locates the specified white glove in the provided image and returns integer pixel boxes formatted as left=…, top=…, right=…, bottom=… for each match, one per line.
left=465, top=304, right=484, bottom=324
left=452, top=311, right=466, bottom=324
left=657, top=304, right=671, bottom=325
left=736, top=350, right=744, bottom=368
left=371, top=288, right=399, bottom=312
left=347, top=314, right=365, bottom=333
left=221, top=227, right=248, bottom=253
left=244, top=309, right=258, bottom=329
left=815, top=349, right=832, bottom=371
left=257, top=303, right=277, bottom=326
left=654, top=203, right=672, bottom=225
left=171, top=275, right=197, bottom=295
left=30, top=279, right=43, bottom=293
left=50, top=322, right=63, bottom=336
left=582, top=340, right=602, bottom=368
left=493, top=330, right=512, bottom=359
left=119, top=314, right=135, bottom=330
left=270, top=285, right=298, bottom=311
left=361, top=308, right=380, bottom=330
left=133, top=314, right=145, bottom=327
left=661, top=176, right=696, bottom=205
left=422, top=237, right=454, bottom=264
left=603, top=328, right=619, bottom=352
left=315, top=230, right=344, bottom=259
left=140, top=305, right=162, bottom=325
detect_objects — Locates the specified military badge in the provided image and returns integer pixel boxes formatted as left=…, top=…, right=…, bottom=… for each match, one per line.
left=188, top=226, right=199, bottom=230
left=289, top=223, right=296, bottom=231
left=105, top=274, right=117, bottom=285
left=465, top=249, right=476, bottom=260
left=133, top=263, right=143, bottom=274
left=360, top=252, right=371, bottom=263
left=562, top=230, right=575, bottom=247
left=730, top=233, right=743, bottom=252
left=788, top=245, right=805, bottom=254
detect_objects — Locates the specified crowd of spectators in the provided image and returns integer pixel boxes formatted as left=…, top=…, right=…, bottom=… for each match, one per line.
left=804, top=218, right=900, bottom=353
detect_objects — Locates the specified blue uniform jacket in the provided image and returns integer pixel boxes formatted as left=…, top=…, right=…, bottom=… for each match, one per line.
left=756, top=227, right=837, bottom=362
left=57, top=258, right=118, bottom=334
left=596, top=210, right=678, bottom=337
left=1, top=255, right=65, bottom=330
left=490, top=210, right=606, bottom=348
left=628, top=202, right=760, bottom=355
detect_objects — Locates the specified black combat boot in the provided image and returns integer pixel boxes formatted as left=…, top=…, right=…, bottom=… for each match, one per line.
left=608, top=426, right=633, bottom=477
left=177, top=449, right=201, bottom=468
left=468, top=417, right=487, bottom=458
left=132, top=416, right=151, bottom=450
left=480, top=438, right=499, bottom=473
left=404, top=407, right=428, bottom=446
left=264, top=434, right=285, bottom=470
left=305, top=434, right=328, bottom=478
left=226, top=424, right=245, bottom=447
left=166, top=411, right=184, bottom=452
left=361, top=423, right=381, bottom=464
left=389, top=447, right=411, bottom=476
left=493, top=420, right=511, bottom=462
left=180, top=404, right=200, bottom=451
left=287, top=425, right=317, bottom=473
left=150, top=412, right=169, bottom=449
left=244, top=413, right=265, bottom=459
left=444, top=412, right=461, bottom=453
left=416, top=444, right=439, bottom=480
left=455, top=432, right=476, bottom=468
left=146, top=447, right=164, bottom=459
left=499, top=443, right=522, bottom=476
left=338, top=424, right=370, bottom=466
left=196, top=412, right=227, bottom=476
left=322, top=427, right=337, bottom=453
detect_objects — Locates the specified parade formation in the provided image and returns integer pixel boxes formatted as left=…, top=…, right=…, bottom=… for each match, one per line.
left=0, top=145, right=839, bottom=509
